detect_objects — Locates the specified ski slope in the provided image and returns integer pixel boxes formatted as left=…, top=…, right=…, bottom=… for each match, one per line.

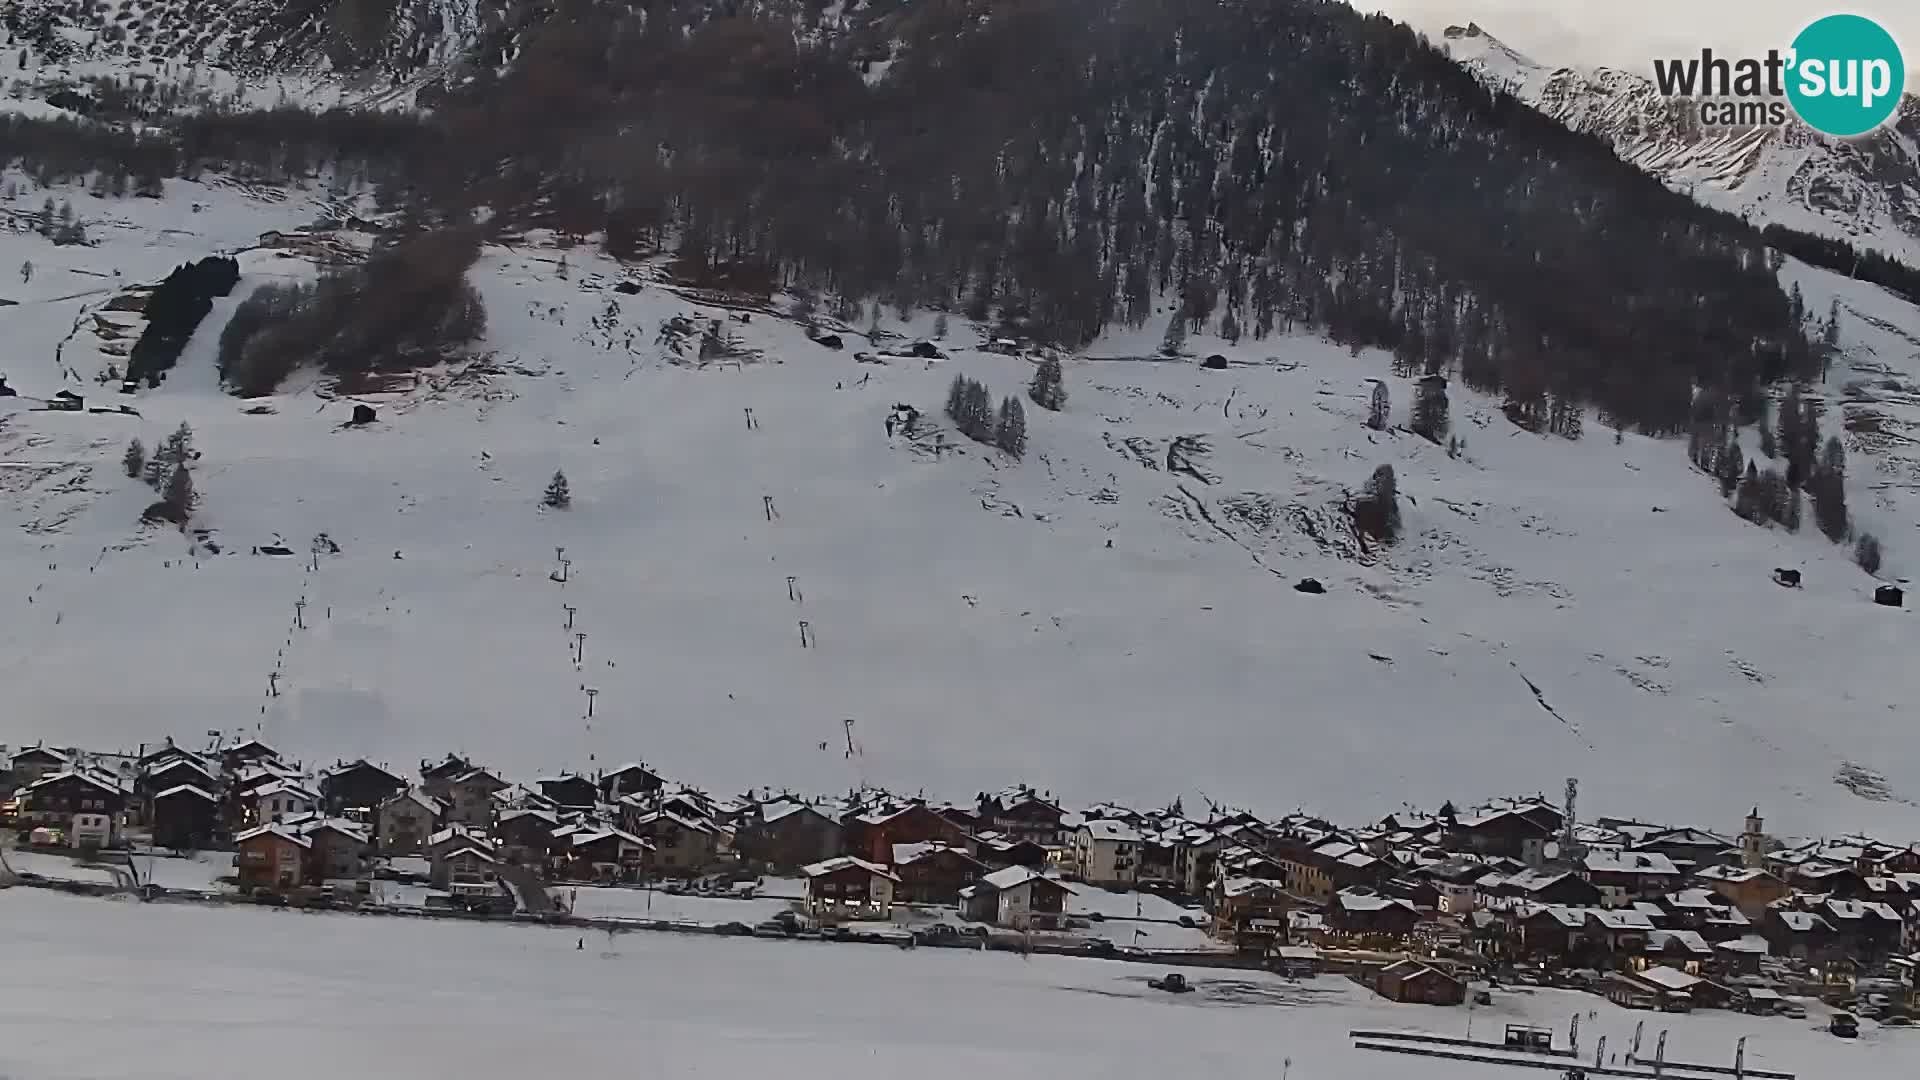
left=1, top=888, right=1909, bottom=1080
left=1, top=176, right=1917, bottom=838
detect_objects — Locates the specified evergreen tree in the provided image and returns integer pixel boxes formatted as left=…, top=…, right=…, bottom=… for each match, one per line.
left=1028, top=356, right=1067, bottom=411
left=961, top=380, right=994, bottom=442
left=141, top=456, right=167, bottom=490
left=122, top=437, right=145, bottom=479
left=1734, top=463, right=1766, bottom=523
left=1220, top=310, right=1241, bottom=344
left=1810, top=436, right=1849, bottom=541
left=1716, top=441, right=1744, bottom=498
left=1854, top=533, right=1883, bottom=575
left=1351, top=463, right=1401, bottom=543
left=1366, top=381, right=1389, bottom=430
left=994, top=396, right=1027, bottom=458
left=156, top=421, right=195, bottom=469
left=932, top=312, right=948, bottom=339
left=1159, top=310, right=1185, bottom=357
left=946, top=374, right=968, bottom=421
left=1412, top=378, right=1449, bottom=443
left=1757, top=415, right=1776, bottom=458
left=162, top=464, right=195, bottom=517
left=543, top=469, right=572, bottom=509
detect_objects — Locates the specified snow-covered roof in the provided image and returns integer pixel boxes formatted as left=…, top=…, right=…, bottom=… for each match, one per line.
left=801, top=856, right=900, bottom=882
left=442, top=846, right=498, bottom=864
left=1824, top=899, right=1902, bottom=922
left=1221, top=876, right=1285, bottom=898
left=1587, top=908, right=1655, bottom=931
left=1080, top=819, right=1144, bottom=843
left=571, top=827, right=651, bottom=850
left=1334, top=890, right=1418, bottom=914
left=235, top=823, right=311, bottom=848
left=1717, top=935, right=1770, bottom=955
left=1696, top=864, right=1775, bottom=883
left=27, top=768, right=127, bottom=796
left=1774, top=910, right=1833, bottom=933
left=1635, top=965, right=1701, bottom=991
left=1663, top=889, right=1721, bottom=910
left=248, top=779, right=318, bottom=803
left=1647, top=930, right=1714, bottom=955
left=978, top=865, right=1070, bottom=893
left=499, top=807, right=558, bottom=826
left=153, top=783, right=218, bottom=803
left=428, top=825, right=492, bottom=850
left=387, top=788, right=445, bottom=816
left=1584, top=850, right=1680, bottom=876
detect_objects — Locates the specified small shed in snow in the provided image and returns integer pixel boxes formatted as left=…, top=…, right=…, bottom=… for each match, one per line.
left=1875, top=584, right=1903, bottom=608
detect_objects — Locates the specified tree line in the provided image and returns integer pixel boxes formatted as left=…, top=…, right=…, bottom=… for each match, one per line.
left=126, top=256, right=239, bottom=388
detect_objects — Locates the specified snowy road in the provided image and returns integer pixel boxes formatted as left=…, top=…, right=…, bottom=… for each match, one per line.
left=1, top=890, right=1912, bottom=1080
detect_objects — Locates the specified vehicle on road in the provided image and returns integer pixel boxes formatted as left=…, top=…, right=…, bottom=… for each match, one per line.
left=1148, top=973, right=1192, bottom=994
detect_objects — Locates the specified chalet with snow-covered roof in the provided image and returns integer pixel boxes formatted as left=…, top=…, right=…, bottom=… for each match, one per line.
left=537, top=774, right=600, bottom=811
left=236, top=823, right=311, bottom=891
left=432, top=844, right=501, bottom=890
left=20, top=769, right=127, bottom=834
left=139, top=754, right=219, bottom=803
left=420, top=753, right=474, bottom=791
left=597, top=763, right=663, bottom=801
left=802, top=856, right=900, bottom=921
left=1761, top=908, right=1843, bottom=963
left=1373, top=959, right=1465, bottom=1005
left=294, top=816, right=372, bottom=879
left=976, top=786, right=1068, bottom=846
left=733, top=800, right=844, bottom=870
left=495, top=807, right=560, bottom=862
left=1695, top=864, right=1791, bottom=919
left=622, top=804, right=721, bottom=874
left=244, top=779, right=318, bottom=825
left=1476, top=868, right=1601, bottom=909
left=320, top=760, right=406, bottom=822
left=377, top=789, right=444, bottom=853
left=842, top=800, right=970, bottom=865
left=439, top=768, right=509, bottom=828
left=958, top=865, right=1072, bottom=929
left=890, top=841, right=986, bottom=904
left=426, top=824, right=495, bottom=863
left=1630, top=827, right=1735, bottom=874
left=1800, top=897, right=1906, bottom=959
left=1453, top=803, right=1561, bottom=863
left=219, top=739, right=281, bottom=773
left=973, top=832, right=1049, bottom=871
left=1639, top=929, right=1717, bottom=973
left=1073, top=818, right=1151, bottom=886
left=1212, top=877, right=1297, bottom=950
left=564, top=827, right=653, bottom=880
left=8, top=745, right=71, bottom=787
left=151, top=784, right=221, bottom=850
left=1325, top=889, right=1422, bottom=940
left=1581, top=849, right=1683, bottom=905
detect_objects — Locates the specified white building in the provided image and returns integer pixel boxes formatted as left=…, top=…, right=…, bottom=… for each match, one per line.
left=1072, top=819, right=1144, bottom=886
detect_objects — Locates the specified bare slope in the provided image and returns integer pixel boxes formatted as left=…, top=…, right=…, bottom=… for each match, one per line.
left=0, top=179, right=1915, bottom=836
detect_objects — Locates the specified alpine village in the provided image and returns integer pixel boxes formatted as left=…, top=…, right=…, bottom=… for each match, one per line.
left=3, top=735, right=1918, bottom=1034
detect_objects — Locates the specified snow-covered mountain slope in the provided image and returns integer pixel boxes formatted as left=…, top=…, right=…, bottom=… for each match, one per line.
left=1, top=0, right=516, bottom=115
left=1442, top=23, right=1920, bottom=268
left=2, top=177, right=1918, bottom=838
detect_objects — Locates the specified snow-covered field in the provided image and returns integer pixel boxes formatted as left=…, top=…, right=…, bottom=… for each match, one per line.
left=2, top=175, right=1919, bottom=839
left=559, top=884, right=797, bottom=924
left=0, top=888, right=1908, bottom=1080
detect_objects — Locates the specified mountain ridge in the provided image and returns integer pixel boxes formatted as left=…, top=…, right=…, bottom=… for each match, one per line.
left=1440, top=22, right=1920, bottom=269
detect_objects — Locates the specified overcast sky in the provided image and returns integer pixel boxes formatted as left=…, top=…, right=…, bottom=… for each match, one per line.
left=1366, top=2, right=1920, bottom=86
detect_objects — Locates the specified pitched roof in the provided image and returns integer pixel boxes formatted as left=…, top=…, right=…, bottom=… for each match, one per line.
left=386, top=788, right=445, bottom=816
left=234, top=823, right=311, bottom=848
left=1584, top=850, right=1681, bottom=876
left=153, top=783, right=219, bottom=803
left=1635, top=966, right=1701, bottom=992
left=801, top=856, right=900, bottom=882
left=1080, top=819, right=1144, bottom=843
left=249, top=779, right=318, bottom=803
left=442, top=846, right=498, bottom=864
left=979, top=865, right=1072, bottom=892
left=891, top=841, right=981, bottom=867
left=27, top=768, right=127, bottom=796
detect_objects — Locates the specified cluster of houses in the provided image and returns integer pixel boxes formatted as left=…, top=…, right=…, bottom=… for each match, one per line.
left=7, top=739, right=1920, bottom=1015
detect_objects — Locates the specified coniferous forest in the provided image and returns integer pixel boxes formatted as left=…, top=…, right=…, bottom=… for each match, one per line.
left=1, top=0, right=1896, bottom=448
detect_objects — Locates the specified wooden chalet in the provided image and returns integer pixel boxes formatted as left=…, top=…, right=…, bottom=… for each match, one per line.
left=802, top=856, right=900, bottom=921
left=1374, top=960, right=1465, bottom=1005
left=151, top=784, right=221, bottom=850
left=890, top=841, right=987, bottom=904
left=320, top=760, right=406, bottom=822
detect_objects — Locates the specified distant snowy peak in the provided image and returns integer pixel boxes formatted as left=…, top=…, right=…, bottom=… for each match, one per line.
left=1440, top=23, right=1920, bottom=268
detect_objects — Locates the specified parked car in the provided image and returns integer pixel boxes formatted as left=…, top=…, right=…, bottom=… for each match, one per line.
left=1776, top=1002, right=1807, bottom=1020
left=754, top=920, right=796, bottom=937
left=715, top=921, right=754, bottom=937
left=1830, top=1013, right=1859, bottom=1039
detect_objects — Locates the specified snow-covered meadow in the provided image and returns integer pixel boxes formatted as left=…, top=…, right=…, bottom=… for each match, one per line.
left=1, top=175, right=1917, bottom=838
left=0, top=888, right=1910, bottom=1080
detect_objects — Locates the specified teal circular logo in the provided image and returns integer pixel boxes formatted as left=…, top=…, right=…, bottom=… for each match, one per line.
left=1786, top=14, right=1905, bottom=137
